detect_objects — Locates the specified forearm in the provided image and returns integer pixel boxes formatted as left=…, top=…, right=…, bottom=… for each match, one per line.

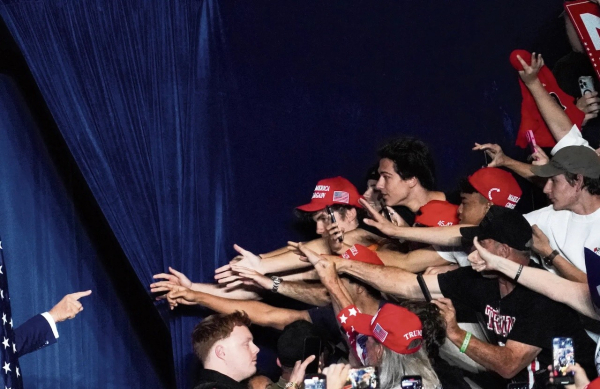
left=376, top=247, right=448, bottom=273
left=501, top=156, right=535, bottom=180
left=322, top=277, right=354, bottom=314
left=190, top=291, right=306, bottom=330
left=257, top=239, right=329, bottom=274
left=190, top=282, right=261, bottom=300
left=447, top=329, right=532, bottom=379
left=527, top=79, right=573, bottom=142
left=280, top=269, right=320, bottom=281
left=337, top=260, right=422, bottom=298
left=382, top=225, right=464, bottom=246
left=495, top=259, right=599, bottom=319
left=552, top=256, right=588, bottom=283
left=278, top=281, right=331, bottom=307
left=259, top=246, right=291, bottom=258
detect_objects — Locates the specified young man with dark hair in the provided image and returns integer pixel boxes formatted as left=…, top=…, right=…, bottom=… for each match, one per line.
left=192, top=311, right=259, bottom=389
left=375, top=138, right=445, bottom=212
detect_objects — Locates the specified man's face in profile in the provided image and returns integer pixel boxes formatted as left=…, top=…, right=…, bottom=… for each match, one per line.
left=220, top=326, right=260, bottom=381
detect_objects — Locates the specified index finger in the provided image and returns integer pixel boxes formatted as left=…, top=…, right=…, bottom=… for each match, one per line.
left=300, top=355, right=316, bottom=368
left=70, top=290, right=92, bottom=300
left=516, top=55, right=531, bottom=71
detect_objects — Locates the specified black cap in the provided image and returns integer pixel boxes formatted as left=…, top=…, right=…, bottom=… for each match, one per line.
left=277, top=320, right=321, bottom=368
left=460, top=206, right=532, bottom=251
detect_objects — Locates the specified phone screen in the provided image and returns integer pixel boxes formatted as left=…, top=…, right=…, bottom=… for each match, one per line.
left=380, top=200, right=392, bottom=222
left=347, top=366, right=378, bottom=389
left=304, top=374, right=326, bottom=389
left=400, top=375, right=422, bottom=389
left=552, top=337, right=575, bottom=385
left=303, top=336, right=321, bottom=375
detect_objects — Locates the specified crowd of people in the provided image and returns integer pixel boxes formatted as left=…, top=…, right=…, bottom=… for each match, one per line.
left=148, top=8, right=600, bottom=389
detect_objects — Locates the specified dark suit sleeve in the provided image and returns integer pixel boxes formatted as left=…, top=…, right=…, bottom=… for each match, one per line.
left=14, top=314, right=57, bottom=358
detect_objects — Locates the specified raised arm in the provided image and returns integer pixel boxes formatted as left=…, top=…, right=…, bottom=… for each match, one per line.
left=165, top=285, right=310, bottom=330
left=469, top=237, right=598, bottom=319
left=517, top=53, right=573, bottom=142
left=375, top=246, right=449, bottom=273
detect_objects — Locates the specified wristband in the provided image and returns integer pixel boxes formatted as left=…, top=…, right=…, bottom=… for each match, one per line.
left=459, top=332, right=472, bottom=353
left=514, top=264, right=523, bottom=283
left=543, top=249, right=560, bottom=267
left=271, top=276, right=282, bottom=293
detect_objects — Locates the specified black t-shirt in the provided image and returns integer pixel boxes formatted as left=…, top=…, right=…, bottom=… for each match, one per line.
left=438, top=267, right=597, bottom=385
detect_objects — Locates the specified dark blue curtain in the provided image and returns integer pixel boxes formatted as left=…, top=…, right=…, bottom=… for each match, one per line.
left=0, top=76, right=163, bottom=388
left=0, top=0, right=570, bottom=387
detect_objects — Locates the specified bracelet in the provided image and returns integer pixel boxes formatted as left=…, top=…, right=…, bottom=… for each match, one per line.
left=543, top=249, right=560, bottom=267
left=514, top=264, right=523, bottom=283
left=459, top=332, right=472, bottom=353
left=271, top=276, right=282, bottom=293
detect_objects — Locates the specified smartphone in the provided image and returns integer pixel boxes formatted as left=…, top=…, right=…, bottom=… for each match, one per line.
left=552, top=337, right=575, bottom=385
left=400, top=375, right=422, bottom=389
left=526, top=130, right=537, bottom=155
left=326, top=206, right=343, bottom=243
left=304, top=374, right=326, bottom=389
left=417, top=274, right=432, bottom=302
left=348, top=366, right=377, bottom=389
left=380, top=199, right=392, bottom=222
left=579, top=76, right=596, bottom=96
left=483, top=150, right=489, bottom=167
left=303, top=336, right=321, bottom=375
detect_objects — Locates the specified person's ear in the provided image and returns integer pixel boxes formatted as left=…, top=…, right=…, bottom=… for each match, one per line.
left=376, top=343, right=384, bottom=360
left=407, top=177, right=418, bottom=188
left=346, top=207, right=357, bottom=223
left=576, top=174, right=585, bottom=192
left=214, top=344, right=226, bottom=360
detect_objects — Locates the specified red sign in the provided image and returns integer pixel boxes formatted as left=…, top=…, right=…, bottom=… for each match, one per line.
left=565, top=0, right=600, bottom=80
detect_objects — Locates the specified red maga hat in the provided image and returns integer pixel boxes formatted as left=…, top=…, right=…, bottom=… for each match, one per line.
left=341, top=244, right=384, bottom=266
left=414, top=200, right=459, bottom=227
left=296, top=177, right=363, bottom=212
left=337, top=304, right=423, bottom=355
left=468, top=167, right=522, bottom=209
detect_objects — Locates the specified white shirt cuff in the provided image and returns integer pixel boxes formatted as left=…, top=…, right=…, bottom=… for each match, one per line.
left=550, top=125, right=592, bottom=155
left=41, top=312, right=59, bottom=339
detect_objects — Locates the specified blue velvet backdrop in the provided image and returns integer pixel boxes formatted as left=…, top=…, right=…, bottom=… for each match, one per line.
left=0, top=0, right=570, bottom=388
left=0, top=76, right=163, bottom=388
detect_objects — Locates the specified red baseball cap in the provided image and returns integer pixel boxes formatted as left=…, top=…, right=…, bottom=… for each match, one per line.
left=341, top=244, right=384, bottom=266
left=337, top=304, right=423, bottom=355
left=296, top=177, right=363, bottom=212
left=468, top=168, right=522, bottom=209
left=414, top=200, right=459, bottom=227
left=588, top=378, right=600, bottom=389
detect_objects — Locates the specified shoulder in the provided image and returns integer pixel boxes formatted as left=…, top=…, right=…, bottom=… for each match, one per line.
left=524, top=205, right=560, bottom=224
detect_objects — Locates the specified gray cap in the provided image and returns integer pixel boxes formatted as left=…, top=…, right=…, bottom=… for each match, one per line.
left=531, top=146, right=600, bottom=179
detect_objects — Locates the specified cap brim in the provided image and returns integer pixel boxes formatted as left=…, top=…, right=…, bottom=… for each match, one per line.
left=296, top=202, right=326, bottom=212
left=531, top=163, right=565, bottom=178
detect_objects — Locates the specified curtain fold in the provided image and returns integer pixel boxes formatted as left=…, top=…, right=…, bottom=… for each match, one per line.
left=1, top=1, right=236, bottom=387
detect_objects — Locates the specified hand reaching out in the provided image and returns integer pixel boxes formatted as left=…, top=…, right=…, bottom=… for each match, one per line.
left=214, top=244, right=262, bottom=288
left=229, top=265, right=273, bottom=290
left=468, top=237, right=502, bottom=273
left=48, top=290, right=92, bottom=323
left=358, top=198, right=400, bottom=237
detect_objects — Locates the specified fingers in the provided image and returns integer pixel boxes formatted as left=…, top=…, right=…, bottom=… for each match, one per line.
left=216, top=274, right=242, bottom=284
left=516, top=54, right=530, bottom=71
left=214, top=264, right=232, bottom=274
left=214, top=270, right=234, bottom=280
left=223, top=280, right=244, bottom=290
left=153, top=273, right=177, bottom=282
left=359, top=198, right=385, bottom=222
left=233, top=243, right=249, bottom=256
left=300, top=355, right=316, bottom=369
left=70, top=290, right=92, bottom=300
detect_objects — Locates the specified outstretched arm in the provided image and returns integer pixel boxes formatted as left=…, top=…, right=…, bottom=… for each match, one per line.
left=375, top=246, right=449, bottom=273
left=165, top=285, right=310, bottom=330
left=358, top=199, right=465, bottom=246
left=469, top=237, right=598, bottom=319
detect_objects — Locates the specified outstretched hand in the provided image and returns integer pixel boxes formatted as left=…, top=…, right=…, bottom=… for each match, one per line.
left=214, top=244, right=262, bottom=288
left=49, top=290, right=92, bottom=323
left=358, top=198, right=400, bottom=237
left=165, top=285, right=198, bottom=310
left=292, top=242, right=339, bottom=286
left=516, top=52, right=544, bottom=86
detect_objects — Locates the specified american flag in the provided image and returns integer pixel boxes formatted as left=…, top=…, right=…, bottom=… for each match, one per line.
left=0, top=238, right=24, bottom=389
left=332, top=191, right=350, bottom=204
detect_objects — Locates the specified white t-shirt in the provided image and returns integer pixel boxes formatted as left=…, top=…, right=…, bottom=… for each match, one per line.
left=551, top=125, right=594, bottom=155
left=525, top=205, right=600, bottom=273
left=434, top=245, right=471, bottom=267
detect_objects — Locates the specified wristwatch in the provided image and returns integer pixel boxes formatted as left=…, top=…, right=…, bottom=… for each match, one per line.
left=542, top=249, right=560, bottom=267
left=285, top=382, right=300, bottom=389
left=271, top=276, right=282, bottom=293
